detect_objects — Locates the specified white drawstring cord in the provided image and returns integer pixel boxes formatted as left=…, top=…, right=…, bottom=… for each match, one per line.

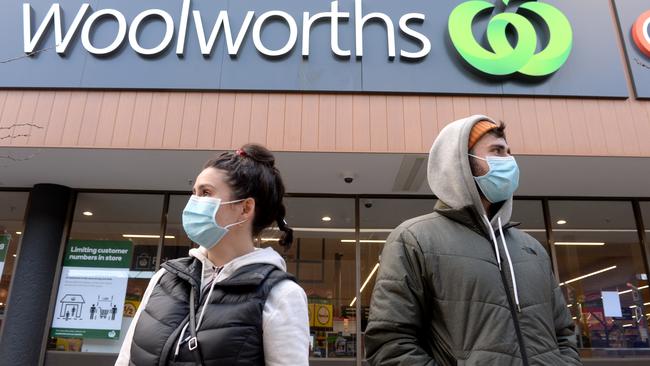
left=174, top=270, right=219, bottom=357
left=498, top=217, right=522, bottom=313
left=482, top=215, right=502, bottom=271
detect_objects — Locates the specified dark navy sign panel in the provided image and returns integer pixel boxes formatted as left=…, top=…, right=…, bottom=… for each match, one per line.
left=614, top=0, right=650, bottom=99
left=0, top=0, right=628, bottom=97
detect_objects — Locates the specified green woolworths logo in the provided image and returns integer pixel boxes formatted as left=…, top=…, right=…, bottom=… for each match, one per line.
left=448, top=0, right=572, bottom=76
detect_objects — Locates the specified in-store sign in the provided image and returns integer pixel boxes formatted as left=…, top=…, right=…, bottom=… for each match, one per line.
left=632, top=10, right=650, bottom=57
left=448, top=0, right=572, bottom=76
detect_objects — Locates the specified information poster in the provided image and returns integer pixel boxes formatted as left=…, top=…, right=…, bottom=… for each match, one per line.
left=50, top=240, right=133, bottom=340
left=0, top=234, right=10, bottom=277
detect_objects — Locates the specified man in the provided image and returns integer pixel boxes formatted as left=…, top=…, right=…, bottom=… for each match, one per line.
left=365, top=115, right=581, bottom=365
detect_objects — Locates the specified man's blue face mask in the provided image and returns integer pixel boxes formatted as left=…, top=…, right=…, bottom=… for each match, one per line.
left=468, top=154, right=520, bottom=203
left=182, top=196, right=247, bottom=249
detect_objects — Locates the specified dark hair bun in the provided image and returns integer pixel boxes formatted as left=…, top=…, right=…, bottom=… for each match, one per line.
left=240, top=144, right=276, bottom=167
left=204, top=144, right=292, bottom=249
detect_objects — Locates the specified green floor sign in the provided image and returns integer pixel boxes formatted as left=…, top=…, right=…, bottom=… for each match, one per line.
left=50, top=240, right=133, bottom=339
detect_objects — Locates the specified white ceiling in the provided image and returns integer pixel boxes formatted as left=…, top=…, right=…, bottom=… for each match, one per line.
left=1, top=147, right=650, bottom=198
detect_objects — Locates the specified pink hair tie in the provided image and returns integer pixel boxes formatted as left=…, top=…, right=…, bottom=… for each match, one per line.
left=235, top=149, right=247, bottom=157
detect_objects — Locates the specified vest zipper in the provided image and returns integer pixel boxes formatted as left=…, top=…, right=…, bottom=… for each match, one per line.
left=489, top=231, right=530, bottom=366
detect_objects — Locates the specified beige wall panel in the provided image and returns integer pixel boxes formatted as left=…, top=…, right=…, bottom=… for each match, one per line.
left=301, top=94, right=319, bottom=151
left=419, top=97, right=437, bottom=151
left=598, top=100, right=626, bottom=156
left=283, top=94, right=302, bottom=151
left=317, top=95, right=336, bottom=150
left=162, top=93, right=186, bottom=149
left=563, top=99, right=591, bottom=154
left=549, top=99, right=575, bottom=155
left=1, top=92, right=23, bottom=147
left=45, top=92, right=72, bottom=146
left=581, top=99, right=608, bottom=155
left=2, top=90, right=650, bottom=157
left=179, top=93, right=202, bottom=149
left=128, top=92, right=154, bottom=148
left=386, top=96, right=405, bottom=152
left=335, top=95, right=353, bottom=151
left=352, top=95, right=370, bottom=152
left=266, top=94, right=286, bottom=150
left=94, top=92, right=120, bottom=147
left=145, top=93, right=169, bottom=148
left=249, top=94, right=269, bottom=146
left=231, top=93, right=252, bottom=149
left=196, top=94, right=218, bottom=149
left=368, top=96, right=388, bottom=152
left=112, top=93, right=136, bottom=147
left=29, top=91, right=56, bottom=146
left=13, top=91, right=39, bottom=147
left=403, top=96, right=422, bottom=153
left=613, top=100, right=642, bottom=156
left=512, top=98, right=542, bottom=154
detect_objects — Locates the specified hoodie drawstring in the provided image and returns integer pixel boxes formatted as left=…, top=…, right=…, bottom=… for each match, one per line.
left=483, top=215, right=521, bottom=313
left=174, top=270, right=219, bottom=357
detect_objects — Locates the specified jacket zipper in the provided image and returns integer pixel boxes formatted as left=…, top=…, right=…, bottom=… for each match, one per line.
left=490, top=231, right=530, bottom=366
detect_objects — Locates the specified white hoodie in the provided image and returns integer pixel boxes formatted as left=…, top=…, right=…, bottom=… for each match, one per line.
left=115, top=247, right=310, bottom=366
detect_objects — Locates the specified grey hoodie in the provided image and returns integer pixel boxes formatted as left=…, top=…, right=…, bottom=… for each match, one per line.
left=365, top=115, right=581, bottom=366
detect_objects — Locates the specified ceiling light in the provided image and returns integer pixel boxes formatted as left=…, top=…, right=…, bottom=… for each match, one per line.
left=82, top=211, right=93, bottom=216
left=623, top=324, right=634, bottom=328
left=0, top=302, right=3, bottom=306
left=122, top=234, right=175, bottom=239
left=350, top=262, right=380, bottom=307
left=557, top=220, right=567, bottom=225
left=619, top=285, right=649, bottom=295
left=567, top=304, right=573, bottom=308
left=341, top=239, right=386, bottom=244
left=554, top=242, right=605, bottom=246
left=559, top=265, right=617, bottom=286
left=261, top=238, right=280, bottom=242
left=321, top=216, right=332, bottom=222
left=572, top=316, right=577, bottom=320
left=12, top=254, right=16, bottom=257
left=15, top=231, right=21, bottom=235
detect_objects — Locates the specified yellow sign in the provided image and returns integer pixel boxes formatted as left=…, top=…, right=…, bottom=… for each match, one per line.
left=308, top=304, right=315, bottom=327
left=313, top=303, right=333, bottom=328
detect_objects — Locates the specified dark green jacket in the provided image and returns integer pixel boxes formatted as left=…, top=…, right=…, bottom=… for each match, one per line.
left=365, top=115, right=581, bottom=366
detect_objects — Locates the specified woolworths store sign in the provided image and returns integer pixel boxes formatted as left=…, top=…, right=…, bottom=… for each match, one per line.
left=0, top=0, right=628, bottom=97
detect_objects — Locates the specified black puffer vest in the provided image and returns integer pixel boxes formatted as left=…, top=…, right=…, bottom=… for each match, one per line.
left=129, top=257, right=294, bottom=366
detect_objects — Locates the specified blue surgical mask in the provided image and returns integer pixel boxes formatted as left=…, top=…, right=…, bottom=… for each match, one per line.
left=469, top=154, right=520, bottom=203
left=182, top=196, right=247, bottom=249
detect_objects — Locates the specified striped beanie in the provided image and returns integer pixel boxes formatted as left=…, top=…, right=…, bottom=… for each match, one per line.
left=468, top=120, right=497, bottom=150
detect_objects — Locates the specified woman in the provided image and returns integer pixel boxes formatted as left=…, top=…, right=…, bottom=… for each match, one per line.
left=116, top=144, right=310, bottom=366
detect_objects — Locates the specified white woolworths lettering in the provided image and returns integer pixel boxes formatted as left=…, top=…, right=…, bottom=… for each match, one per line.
left=129, top=9, right=175, bottom=55
left=252, top=11, right=298, bottom=57
left=22, top=0, right=431, bottom=59
left=81, top=9, right=126, bottom=55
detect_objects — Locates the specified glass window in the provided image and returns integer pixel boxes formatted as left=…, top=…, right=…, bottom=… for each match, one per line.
left=163, top=195, right=194, bottom=262
left=260, top=197, right=357, bottom=360
left=47, top=193, right=164, bottom=353
left=512, top=200, right=548, bottom=253
left=0, top=191, right=29, bottom=328
left=550, top=200, right=650, bottom=356
left=359, top=197, right=436, bottom=358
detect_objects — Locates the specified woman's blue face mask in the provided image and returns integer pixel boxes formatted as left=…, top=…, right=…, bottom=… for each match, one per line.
left=468, top=154, right=520, bottom=203
left=182, top=196, right=247, bottom=249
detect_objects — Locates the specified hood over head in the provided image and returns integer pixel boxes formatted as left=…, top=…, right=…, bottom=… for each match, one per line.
left=427, top=114, right=513, bottom=233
